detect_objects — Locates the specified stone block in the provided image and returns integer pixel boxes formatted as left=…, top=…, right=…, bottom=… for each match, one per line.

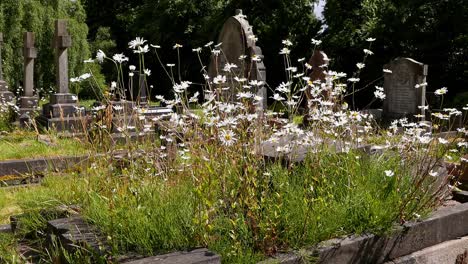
left=48, top=103, right=82, bottom=118
left=122, top=248, right=221, bottom=264
left=19, top=96, right=38, bottom=108
left=385, top=236, right=468, bottom=264
left=49, top=93, right=78, bottom=104
left=0, top=224, right=11, bottom=234
left=47, top=216, right=111, bottom=256
left=37, top=115, right=89, bottom=132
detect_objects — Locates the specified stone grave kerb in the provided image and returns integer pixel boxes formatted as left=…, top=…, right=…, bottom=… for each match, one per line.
left=383, top=57, right=428, bottom=120
left=0, top=32, right=14, bottom=102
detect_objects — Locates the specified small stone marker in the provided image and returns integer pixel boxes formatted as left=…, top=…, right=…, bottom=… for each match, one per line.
left=208, top=10, right=267, bottom=109
left=19, top=32, right=39, bottom=125
left=0, top=32, right=14, bottom=102
left=138, top=73, right=148, bottom=106
left=383, top=58, right=428, bottom=119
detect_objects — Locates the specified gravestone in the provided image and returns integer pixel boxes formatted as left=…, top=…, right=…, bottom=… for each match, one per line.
left=40, top=20, right=85, bottom=131
left=249, top=46, right=267, bottom=109
left=0, top=33, right=14, bottom=103
left=306, top=50, right=329, bottom=103
left=383, top=58, right=428, bottom=119
left=138, top=73, right=148, bottom=107
left=208, top=10, right=267, bottom=109
left=19, top=32, right=39, bottom=125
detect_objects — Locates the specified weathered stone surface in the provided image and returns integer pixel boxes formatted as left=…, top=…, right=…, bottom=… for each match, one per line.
left=49, top=93, right=78, bottom=105
left=0, top=224, right=12, bottom=233
left=20, top=32, right=38, bottom=126
left=37, top=115, right=89, bottom=132
left=208, top=10, right=267, bottom=108
left=385, top=236, right=468, bottom=264
left=138, top=73, right=148, bottom=106
left=122, top=248, right=221, bottom=264
left=54, top=20, right=71, bottom=94
left=260, top=202, right=468, bottom=264
left=0, top=155, right=89, bottom=177
left=47, top=216, right=111, bottom=256
left=383, top=58, right=428, bottom=119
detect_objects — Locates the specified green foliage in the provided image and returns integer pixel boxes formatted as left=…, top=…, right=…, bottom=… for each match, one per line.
left=9, top=146, right=441, bottom=263
left=0, top=0, right=91, bottom=97
left=84, top=0, right=321, bottom=97
left=323, top=0, right=468, bottom=107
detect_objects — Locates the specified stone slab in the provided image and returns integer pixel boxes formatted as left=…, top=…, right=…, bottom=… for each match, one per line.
left=47, top=216, right=111, bottom=256
left=260, top=202, right=468, bottom=264
left=385, top=236, right=468, bottom=264
left=49, top=93, right=78, bottom=104
left=37, top=115, right=90, bottom=132
left=0, top=224, right=12, bottom=233
left=122, top=248, right=221, bottom=264
left=0, top=155, right=89, bottom=177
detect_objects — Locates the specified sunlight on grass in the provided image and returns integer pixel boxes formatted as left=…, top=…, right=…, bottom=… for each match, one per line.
left=0, top=131, right=89, bottom=160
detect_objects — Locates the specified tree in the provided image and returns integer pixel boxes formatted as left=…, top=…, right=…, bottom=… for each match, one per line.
left=323, top=0, right=468, bottom=108
left=0, top=0, right=91, bottom=97
left=85, top=0, right=321, bottom=97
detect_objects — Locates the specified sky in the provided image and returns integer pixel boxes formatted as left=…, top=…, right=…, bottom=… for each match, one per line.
left=313, top=0, right=326, bottom=21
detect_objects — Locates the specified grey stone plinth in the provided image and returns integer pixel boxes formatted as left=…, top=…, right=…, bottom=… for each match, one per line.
left=0, top=90, right=14, bottom=102
left=122, top=248, right=221, bottom=264
left=50, top=93, right=77, bottom=104
left=19, top=96, right=38, bottom=108
left=47, top=103, right=81, bottom=118
left=36, top=115, right=89, bottom=132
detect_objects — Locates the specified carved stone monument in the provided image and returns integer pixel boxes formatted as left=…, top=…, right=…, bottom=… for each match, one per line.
left=40, top=20, right=84, bottom=131
left=306, top=50, right=329, bottom=101
left=19, top=32, right=39, bottom=125
left=383, top=58, right=428, bottom=119
left=0, top=33, right=14, bottom=103
left=208, top=10, right=267, bottom=109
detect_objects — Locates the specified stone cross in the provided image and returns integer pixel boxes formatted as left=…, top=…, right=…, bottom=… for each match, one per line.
left=0, top=32, right=13, bottom=101
left=0, top=33, right=4, bottom=81
left=383, top=58, right=428, bottom=119
left=54, top=20, right=72, bottom=94
left=23, top=32, right=37, bottom=97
